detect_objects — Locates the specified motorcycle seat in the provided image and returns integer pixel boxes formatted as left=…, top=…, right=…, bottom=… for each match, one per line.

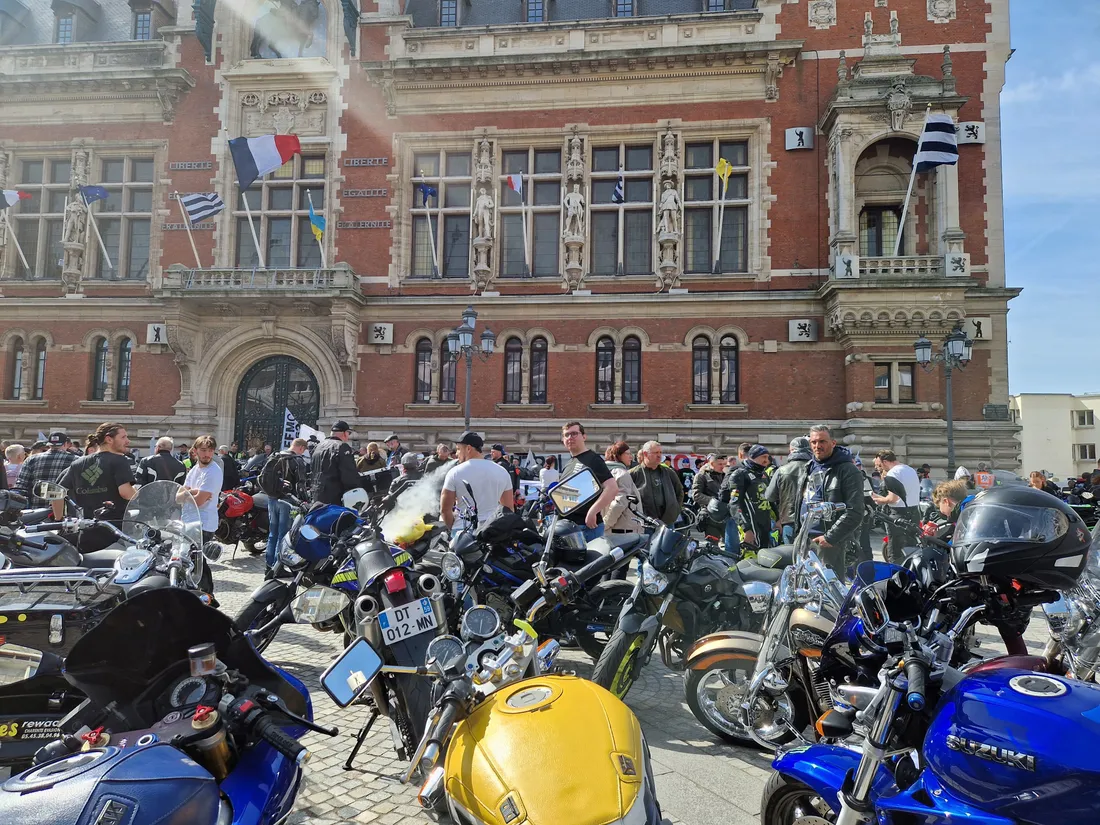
left=756, top=544, right=795, bottom=569
left=736, top=559, right=784, bottom=584
left=352, top=540, right=402, bottom=586
left=20, top=508, right=53, bottom=526
left=251, top=492, right=270, bottom=509
left=604, top=533, right=646, bottom=554
left=558, top=547, right=608, bottom=571
left=78, top=549, right=124, bottom=569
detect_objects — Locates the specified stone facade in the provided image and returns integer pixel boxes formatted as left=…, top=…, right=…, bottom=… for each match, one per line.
left=0, top=0, right=1019, bottom=472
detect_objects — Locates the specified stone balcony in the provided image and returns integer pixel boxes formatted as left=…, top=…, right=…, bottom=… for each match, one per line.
left=156, top=264, right=364, bottom=309
left=860, top=255, right=944, bottom=278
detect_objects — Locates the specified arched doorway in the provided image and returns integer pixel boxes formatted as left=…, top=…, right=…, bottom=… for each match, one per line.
left=234, top=356, right=319, bottom=451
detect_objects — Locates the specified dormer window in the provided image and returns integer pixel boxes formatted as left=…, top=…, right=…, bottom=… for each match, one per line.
left=133, top=9, right=151, bottom=39
left=440, top=0, right=457, bottom=27
left=614, top=0, right=634, bottom=16
left=55, top=12, right=73, bottom=42
left=526, top=0, right=544, bottom=22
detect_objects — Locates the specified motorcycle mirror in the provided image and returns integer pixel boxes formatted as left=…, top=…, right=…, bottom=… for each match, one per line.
left=202, top=540, right=223, bottom=563
left=291, top=585, right=351, bottom=625
left=548, top=468, right=600, bottom=517
left=299, top=524, right=323, bottom=541
left=320, top=637, right=384, bottom=708
left=33, top=481, right=67, bottom=502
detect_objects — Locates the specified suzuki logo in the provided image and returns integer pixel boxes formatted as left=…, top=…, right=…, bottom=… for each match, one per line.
left=946, top=734, right=1036, bottom=771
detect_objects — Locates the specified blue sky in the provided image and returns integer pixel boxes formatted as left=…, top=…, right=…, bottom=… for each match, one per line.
left=1003, top=2, right=1100, bottom=394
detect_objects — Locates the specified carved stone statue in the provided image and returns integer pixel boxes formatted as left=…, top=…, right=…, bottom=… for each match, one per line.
left=864, top=12, right=873, bottom=37
left=71, top=147, right=88, bottom=189
left=473, top=187, right=495, bottom=240
left=63, top=198, right=87, bottom=245
left=889, top=11, right=899, bottom=37
left=659, top=127, right=679, bottom=180
left=475, top=137, right=493, bottom=184
left=566, top=132, right=584, bottom=181
left=656, top=181, right=682, bottom=236
left=562, top=184, right=585, bottom=238
left=885, top=80, right=911, bottom=132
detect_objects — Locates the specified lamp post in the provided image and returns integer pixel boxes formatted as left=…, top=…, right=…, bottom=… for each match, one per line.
left=446, top=305, right=496, bottom=430
left=913, top=323, right=973, bottom=472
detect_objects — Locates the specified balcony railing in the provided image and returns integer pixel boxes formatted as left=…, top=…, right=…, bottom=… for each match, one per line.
left=157, top=265, right=361, bottom=300
left=859, top=256, right=943, bottom=278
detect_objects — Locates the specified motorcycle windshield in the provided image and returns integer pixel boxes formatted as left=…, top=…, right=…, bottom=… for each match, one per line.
left=63, top=587, right=305, bottom=715
left=822, top=561, right=909, bottom=652
left=123, top=480, right=203, bottom=552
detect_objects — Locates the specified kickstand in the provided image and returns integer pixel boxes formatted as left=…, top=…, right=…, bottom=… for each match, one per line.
left=343, top=708, right=379, bottom=771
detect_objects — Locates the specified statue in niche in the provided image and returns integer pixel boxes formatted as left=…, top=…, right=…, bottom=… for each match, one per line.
left=473, top=187, right=495, bottom=241
left=250, top=0, right=326, bottom=59
left=562, top=184, right=585, bottom=238
left=656, top=181, right=682, bottom=236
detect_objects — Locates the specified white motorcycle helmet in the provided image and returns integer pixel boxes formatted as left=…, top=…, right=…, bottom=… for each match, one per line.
left=342, top=487, right=369, bottom=511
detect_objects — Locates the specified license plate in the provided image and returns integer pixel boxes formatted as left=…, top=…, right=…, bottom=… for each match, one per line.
left=377, top=598, right=437, bottom=644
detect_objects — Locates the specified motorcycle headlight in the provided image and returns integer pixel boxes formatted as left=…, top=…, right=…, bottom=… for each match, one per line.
left=641, top=561, right=669, bottom=595
left=279, top=534, right=306, bottom=568
left=441, top=551, right=464, bottom=582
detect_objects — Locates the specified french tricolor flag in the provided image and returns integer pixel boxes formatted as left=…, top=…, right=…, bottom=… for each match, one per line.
left=2, top=190, right=31, bottom=210
left=229, top=134, right=302, bottom=191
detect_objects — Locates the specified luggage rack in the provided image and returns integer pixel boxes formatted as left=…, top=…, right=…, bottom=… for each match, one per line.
left=0, top=568, right=119, bottom=600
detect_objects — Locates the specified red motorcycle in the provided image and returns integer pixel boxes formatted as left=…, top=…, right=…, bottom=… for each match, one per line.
left=216, top=478, right=270, bottom=555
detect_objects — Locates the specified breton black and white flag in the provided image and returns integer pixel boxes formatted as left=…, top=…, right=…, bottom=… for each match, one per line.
left=612, top=168, right=625, bottom=204
left=914, top=114, right=959, bottom=173
left=179, top=192, right=225, bottom=225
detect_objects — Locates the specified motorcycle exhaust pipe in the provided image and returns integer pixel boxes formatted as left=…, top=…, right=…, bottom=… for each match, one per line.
left=418, top=573, right=442, bottom=597
left=354, top=594, right=382, bottom=647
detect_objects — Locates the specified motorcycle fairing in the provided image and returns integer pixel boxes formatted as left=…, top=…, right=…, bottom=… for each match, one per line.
left=878, top=769, right=1013, bottom=825
left=771, top=744, right=896, bottom=811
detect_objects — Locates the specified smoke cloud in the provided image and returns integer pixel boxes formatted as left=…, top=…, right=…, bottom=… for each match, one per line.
left=380, top=462, right=453, bottom=542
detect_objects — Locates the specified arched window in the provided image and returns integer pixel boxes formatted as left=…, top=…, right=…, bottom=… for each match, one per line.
left=595, top=336, right=614, bottom=403
left=530, top=337, right=548, bottom=403
left=414, top=338, right=432, bottom=403
left=692, top=336, right=711, bottom=403
left=116, top=339, right=133, bottom=402
left=439, top=341, right=456, bottom=403
left=719, top=335, right=738, bottom=403
left=8, top=338, right=24, bottom=400
left=32, top=339, right=47, bottom=401
left=503, top=337, right=523, bottom=404
left=90, top=337, right=109, bottom=401
left=622, top=337, right=641, bottom=403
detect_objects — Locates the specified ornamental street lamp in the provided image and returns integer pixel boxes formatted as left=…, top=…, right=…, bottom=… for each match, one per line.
left=914, top=323, right=973, bottom=472
left=446, top=305, right=495, bottom=430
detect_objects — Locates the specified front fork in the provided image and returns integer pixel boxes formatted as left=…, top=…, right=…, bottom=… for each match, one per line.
left=740, top=601, right=793, bottom=731
left=835, top=676, right=904, bottom=825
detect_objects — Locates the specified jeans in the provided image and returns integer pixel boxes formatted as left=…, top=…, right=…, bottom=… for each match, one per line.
left=724, top=519, right=741, bottom=557
left=582, top=523, right=605, bottom=542
left=266, top=497, right=292, bottom=569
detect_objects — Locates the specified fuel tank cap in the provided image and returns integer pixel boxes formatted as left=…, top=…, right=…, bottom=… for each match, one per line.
left=1008, top=673, right=1067, bottom=698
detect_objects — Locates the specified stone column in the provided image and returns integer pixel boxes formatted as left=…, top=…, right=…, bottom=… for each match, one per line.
left=430, top=350, right=441, bottom=404
left=613, top=349, right=623, bottom=405
left=939, top=163, right=965, bottom=254
left=520, top=347, right=530, bottom=405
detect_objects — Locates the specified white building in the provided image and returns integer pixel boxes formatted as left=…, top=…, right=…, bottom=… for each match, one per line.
left=1010, top=393, right=1100, bottom=483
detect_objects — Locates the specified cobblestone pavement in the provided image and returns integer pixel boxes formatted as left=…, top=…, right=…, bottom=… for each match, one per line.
left=208, top=549, right=1048, bottom=825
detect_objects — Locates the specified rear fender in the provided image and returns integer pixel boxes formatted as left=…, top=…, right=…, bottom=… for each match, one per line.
left=684, top=630, right=764, bottom=672
left=772, top=744, right=896, bottom=811
left=247, top=579, right=292, bottom=607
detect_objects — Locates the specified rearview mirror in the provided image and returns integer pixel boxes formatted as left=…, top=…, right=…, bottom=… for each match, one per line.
left=202, top=541, right=223, bottom=563
left=321, top=637, right=384, bottom=707
left=33, top=482, right=67, bottom=502
left=290, top=585, right=350, bottom=625
left=299, top=524, right=322, bottom=541
left=548, top=468, right=600, bottom=517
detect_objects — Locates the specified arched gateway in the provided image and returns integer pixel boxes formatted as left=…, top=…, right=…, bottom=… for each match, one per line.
left=234, top=356, right=319, bottom=451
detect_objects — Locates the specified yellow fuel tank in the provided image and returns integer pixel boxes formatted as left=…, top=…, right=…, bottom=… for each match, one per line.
left=443, top=675, right=647, bottom=825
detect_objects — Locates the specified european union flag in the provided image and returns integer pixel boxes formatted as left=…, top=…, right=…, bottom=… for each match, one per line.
left=417, top=182, right=438, bottom=207
left=79, top=185, right=110, bottom=204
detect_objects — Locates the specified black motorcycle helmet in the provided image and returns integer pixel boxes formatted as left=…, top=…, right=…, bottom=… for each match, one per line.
left=550, top=518, right=588, bottom=564
left=951, top=486, right=1092, bottom=591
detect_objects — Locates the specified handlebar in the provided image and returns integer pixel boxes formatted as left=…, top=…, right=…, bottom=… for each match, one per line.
left=904, top=658, right=928, bottom=711
left=251, top=713, right=311, bottom=765
left=22, top=518, right=129, bottom=541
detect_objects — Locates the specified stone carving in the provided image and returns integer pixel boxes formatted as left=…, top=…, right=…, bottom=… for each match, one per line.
left=864, top=12, right=873, bottom=37
left=475, top=136, right=493, bottom=185
left=562, top=184, right=585, bottom=239
left=244, top=107, right=325, bottom=136
left=837, top=50, right=848, bottom=84
left=329, top=326, right=350, bottom=365
left=941, top=45, right=953, bottom=78
left=0, top=150, right=9, bottom=189
left=885, top=80, right=912, bottom=132
left=167, top=327, right=194, bottom=365
left=156, top=80, right=181, bottom=122
left=659, top=126, right=679, bottom=180
left=202, top=326, right=233, bottom=353
left=473, top=187, right=495, bottom=241
left=764, top=53, right=782, bottom=102
left=71, top=146, right=88, bottom=189
left=566, top=131, right=584, bottom=181
left=656, top=181, right=682, bottom=237
left=890, top=10, right=899, bottom=36
left=61, top=198, right=87, bottom=293
left=381, top=70, right=397, bottom=117
left=250, top=0, right=323, bottom=59
left=63, top=198, right=86, bottom=246
left=927, top=0, right=956, bottom=24
left=808, top=0, right=836, bottom=30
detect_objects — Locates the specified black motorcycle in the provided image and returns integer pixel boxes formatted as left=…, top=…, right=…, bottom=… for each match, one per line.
left=591, top=507, right=773, bottom=699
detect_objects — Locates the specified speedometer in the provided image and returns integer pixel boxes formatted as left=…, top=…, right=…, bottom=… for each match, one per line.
left=426, top=635, right=466, bottom=673
left=169, top=675, right=208, bottom=708
left=460, top=605, right=502, bottom=642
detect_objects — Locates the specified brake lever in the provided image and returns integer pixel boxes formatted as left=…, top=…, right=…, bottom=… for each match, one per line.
left=254, top=690, right=339, bottom=736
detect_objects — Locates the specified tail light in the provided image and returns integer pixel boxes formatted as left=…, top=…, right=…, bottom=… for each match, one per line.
left=384, top=570, right=407, bottom=594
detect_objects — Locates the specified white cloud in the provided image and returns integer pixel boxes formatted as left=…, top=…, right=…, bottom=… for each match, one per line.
left=1002, top=64, right=1100, bottom=105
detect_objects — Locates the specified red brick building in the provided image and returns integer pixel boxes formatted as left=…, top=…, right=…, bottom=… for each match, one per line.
left=0, top=0, right=1018, bottom=470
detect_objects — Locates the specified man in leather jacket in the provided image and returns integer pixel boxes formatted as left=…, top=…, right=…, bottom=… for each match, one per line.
left=140, top=437, right=188, bottom=483
left=797, top=425, right=865, bottom=574
left=720, top=445, right=774, bottom=550
left=765, top=437, right=812, bottom=544
left=691, top=454, right=727, bottom=538
left=309, top=421, right=361, bottom=505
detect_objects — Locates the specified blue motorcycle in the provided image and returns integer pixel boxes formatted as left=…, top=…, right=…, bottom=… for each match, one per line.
left=0, top=588, right=337, bottom=825
left=762, top=561, right=1100, bottom=825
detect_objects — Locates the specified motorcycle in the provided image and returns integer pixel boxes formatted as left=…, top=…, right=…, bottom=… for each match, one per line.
left=216, top=478, right=271, bottom=556
left=590, top=502, right=772, bottom=699
left=318, top=475, right=664, bottom=825
left=0, top=587, right=337, bottom=824
left=762, top=562, right=1100, bottom=825
left=1041, top=520, right=1100, bottom=682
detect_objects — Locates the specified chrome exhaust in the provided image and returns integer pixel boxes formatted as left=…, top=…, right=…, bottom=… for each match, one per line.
left=354, top=594, right=382, bottom=647
left=418, top=573, right=442, bottom=596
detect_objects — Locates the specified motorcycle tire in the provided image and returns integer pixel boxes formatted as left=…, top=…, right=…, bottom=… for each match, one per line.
left=760, top=771, right=835, bottom=825
left=683, top=653, right=764, bottom=746
left=235, top=597, right=284, bottom=654
left=575, top=580, right=634, bottom=661
left=591, top=628, right=648, bottom=699
left=395, top=671, right=433, bottom=750
left=214, top=517, right=232, bottom=543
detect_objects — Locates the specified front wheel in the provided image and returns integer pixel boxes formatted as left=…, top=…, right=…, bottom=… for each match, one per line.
left=591, top=627, right=648, bottom=699
left=235, top=594, right=287, bottom=654
left=760, top=772, right=835, bottom=825
left=574, top=581, right=634, bottom=661
left=684, top=653, right=760, bottom=745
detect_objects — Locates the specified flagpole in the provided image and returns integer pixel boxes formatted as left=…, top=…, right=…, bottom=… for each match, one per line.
left=82, top=194, right=113, bottom=271
left=894, top=103, right=932, bottom=257
left=306, top=189, right=326, bottom=269
left=241, top=189, right=265, bottom=269
left=2, top=212, right=31, bottom=273
left=173, top=191, right=204, bottom=270
left=519, top=181, right=531, bottom=277
left=421, top=188, right=439, bottom=278
left=714, top=176, right=728, bottom=274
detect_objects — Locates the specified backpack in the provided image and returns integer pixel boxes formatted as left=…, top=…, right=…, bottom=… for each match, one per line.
left=258, top=452, right=292, bottom=497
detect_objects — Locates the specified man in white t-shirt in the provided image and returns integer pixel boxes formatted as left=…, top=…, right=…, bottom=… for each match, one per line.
left=183, top=435, right=224, bottom=542
left=871, top=449, right=920, bottom=564
left=440, top=432, right=513, bottom=531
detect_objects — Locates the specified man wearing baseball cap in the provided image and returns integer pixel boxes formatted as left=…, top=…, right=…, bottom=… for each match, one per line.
left=440, top=432, right=513, bottom=531
left=309, top=420, right=361, bottom=505
left=16, top=430, right=78, bottom=507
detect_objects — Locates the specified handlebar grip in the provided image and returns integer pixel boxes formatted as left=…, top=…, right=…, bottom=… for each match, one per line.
left=905, top=659, right=928, bottom=711
left=21, top=522, right=64, bottom=533
left=430, top=699, right=460, bottom=746
left=253, top=714, right=311, bottom=765
left=571, top=550, right=621, bottom=587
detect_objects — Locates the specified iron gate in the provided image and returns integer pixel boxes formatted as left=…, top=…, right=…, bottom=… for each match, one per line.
left=234, top=356, right=319, bottom=451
